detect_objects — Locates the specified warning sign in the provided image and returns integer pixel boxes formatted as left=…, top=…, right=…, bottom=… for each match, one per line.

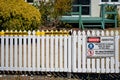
left=87, top=37, right=115, bottom=57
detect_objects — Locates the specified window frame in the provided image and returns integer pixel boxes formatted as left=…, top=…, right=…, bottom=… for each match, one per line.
left=72, top=0, right=91, bottom=16
left=27, top=0, right=34, bottom=3
left=100, top=0, right=120, bottom=5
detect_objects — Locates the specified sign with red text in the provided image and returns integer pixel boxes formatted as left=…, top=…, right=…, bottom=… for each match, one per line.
left=87, top=37, right=115, bottom=57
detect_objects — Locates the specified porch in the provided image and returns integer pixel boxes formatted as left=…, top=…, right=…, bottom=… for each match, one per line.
left=60, top=4, right=118, bottom=29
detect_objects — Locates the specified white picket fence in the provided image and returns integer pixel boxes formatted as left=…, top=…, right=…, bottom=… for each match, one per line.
left=0, top=30, right=119, bottom=73
left=72, top=30, right=120, bottom=73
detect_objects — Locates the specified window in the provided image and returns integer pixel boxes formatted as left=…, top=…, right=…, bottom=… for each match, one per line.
left=72, top=0, right=91, bottom=15
left=100, top=0, right=120, bottom=4
left=102, top=0, right=109, bottom=2
left=111, top=0, right=118, bottom=2
left=27, top=0, right=34, bottom=3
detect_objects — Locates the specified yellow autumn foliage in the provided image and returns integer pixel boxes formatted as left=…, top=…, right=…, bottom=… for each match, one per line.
left=54, top=0, right=72, bottom=16
left=0, top=0, right=41, bottom=30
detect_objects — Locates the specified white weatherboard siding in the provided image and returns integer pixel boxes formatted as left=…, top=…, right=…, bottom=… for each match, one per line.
left=25, top=0, right=120, bottom=17
left=90, top=0, right=120, bottom=17
left=91, top=0, right=101, bottom=17
left=118, top=6, right=120, bottom=14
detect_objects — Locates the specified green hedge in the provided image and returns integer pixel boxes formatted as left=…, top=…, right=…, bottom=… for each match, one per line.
left=0, top=0, right=41, bottom=31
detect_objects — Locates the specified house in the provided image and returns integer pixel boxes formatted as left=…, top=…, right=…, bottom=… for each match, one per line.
left=25, top=0, right=120, bottom=29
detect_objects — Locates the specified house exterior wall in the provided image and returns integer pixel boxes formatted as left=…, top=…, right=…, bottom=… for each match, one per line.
left=91, top=0, right=120, bottom=17
left=117, top=6, right=120, bottom=14
left=91, top=0, right=101, bottom=17
left=25, top=0, right=120, bottom=17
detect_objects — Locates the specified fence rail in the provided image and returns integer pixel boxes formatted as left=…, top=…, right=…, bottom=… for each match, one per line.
left=0, top=30, right=120, bottom=73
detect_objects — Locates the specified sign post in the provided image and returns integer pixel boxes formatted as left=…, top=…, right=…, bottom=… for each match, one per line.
left=87, top=37, right=115, bottom=57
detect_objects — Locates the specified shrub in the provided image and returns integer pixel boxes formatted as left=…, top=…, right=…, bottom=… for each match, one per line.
left=54, top=0, right=72, bottom=17
left=106, top=5, right=116, bottom=19
left=105, top=5, right=120, bottom=27
left=0, top=0, right=41, bottom=31
left=117, top=14, right=120, bottom=27
left=37, top=1, right=54, bottom=26
left=36, top=0, right=72, bottom=27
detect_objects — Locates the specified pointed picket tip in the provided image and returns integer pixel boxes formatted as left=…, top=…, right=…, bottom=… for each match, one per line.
left=78, top=30, right=81, bottom=36
left=73, top=31, right=76, bottom=36
left=91, top=30, right=95, bottom=36
left=60, top=30, right=62, bottom=32
left=87, top=30, right=90, bottom=36
left=115, top=30, right=119, bottom=35
left=64, top=29, right=67, bottom=31
left=28, top=30, right=31, bottom=35
left=51, top=30, right=53, bottom=32
left=42, top=30, right=44, bottom=32
left=46, top=30, right=49, bottom=32
left=1, top=30, right=4, bottom=32
left=55, top=30, right=58, bottom=32
left=23, top=30, right=26, bottom=32
left=96, top=30, right=100, bottom=36
left=32, top=30, right=36, bottom=35
left=37, top=30, right=40, bottom=32
left=59, top=30, right=63, bottom=34
left=106, top=30, right=109, bottom=36
left=19, top=30, right=22, bottom=32
left=10, top=30, right=13, bottom=32
left=101, top=30, right=105, bottom=36
left=110, top=30, right=114, bottom=36
left=82, top=30, right=86, bottom=35
left=6, top=30, right=9, bottom=32
left=15, top=30, right=17, bottom=32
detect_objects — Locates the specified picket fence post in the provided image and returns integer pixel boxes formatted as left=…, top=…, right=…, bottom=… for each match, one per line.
left=28, top=30, right=31, bottom=71
left=50, top=31, right=54, bottom=71
left=64, top=30, right=68, bottom=71
left=5, top=30, right=9, bottom=71
left=82, top=31, right=87, bottom=72
left=68, top=34, right=72, bottom=72
left=110, top=31, right=115, bottom=73
left=55, top=31, right=58, bottom=71
left=78, top=31, right=82, bottom=72
left=32, top=31, right=36, bottom=71
left=41, top=30, right=45, bottom=71
left=19, top=30, right=22, bottom=71
left=59, top=32, right=63, bottom=71
left=86, top=30, right=91, bottom=72
left=23, top=30, right=27, bottom=71
left=101, top=31, right=105, bottom=73
left=96, top=30, right=100, bottom=73
left=1, top=30, right=4, bottom=71
left=46, top=30, right=50, bottom=71
left=36, top=30, right=40, bottom=71
left=72, top=31, right=77, bottom=72
left=115, top=31, right=119, bottom=73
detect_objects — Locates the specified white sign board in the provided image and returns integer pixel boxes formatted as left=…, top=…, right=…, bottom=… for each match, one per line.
left=87, top=37, right=115, bottom=57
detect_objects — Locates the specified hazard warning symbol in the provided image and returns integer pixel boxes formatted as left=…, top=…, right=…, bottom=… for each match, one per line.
left=87, top=49, right=94, bottom=57
left=86, top=36, right=115, bottom=57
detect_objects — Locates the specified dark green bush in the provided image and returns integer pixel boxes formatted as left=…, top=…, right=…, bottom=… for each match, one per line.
left=105, top=5, right=120, bottom=27
left=106, top=5, right=117, bottom=19
left=117, top=13, right=120, bottom=27
left=0, top=0, right=41, bottom=31
left=37, top=1, right=54, bottom=26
